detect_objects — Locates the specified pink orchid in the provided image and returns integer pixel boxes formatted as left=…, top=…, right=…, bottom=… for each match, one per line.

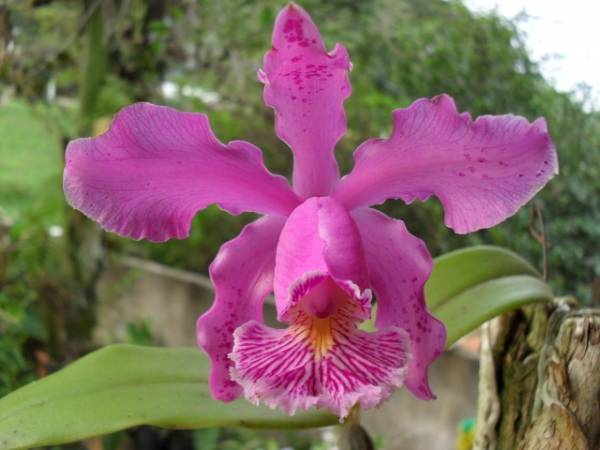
left=63, top=4, right=557, bottom=419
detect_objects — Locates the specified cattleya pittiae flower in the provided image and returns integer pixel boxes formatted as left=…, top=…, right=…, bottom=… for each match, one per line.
left=63, top=4, right=557, bottom=419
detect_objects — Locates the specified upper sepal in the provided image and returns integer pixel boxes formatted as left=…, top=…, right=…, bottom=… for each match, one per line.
left=261, top=4, right=351, bottom=197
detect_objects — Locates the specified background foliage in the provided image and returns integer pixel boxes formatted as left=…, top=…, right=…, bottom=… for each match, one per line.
left=1, top=0, right=599, bottom=447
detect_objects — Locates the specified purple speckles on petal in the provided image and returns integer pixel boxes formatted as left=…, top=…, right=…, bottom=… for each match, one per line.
left=334, top=94, right=558, bottom=234
left=263, top=4, right=352, bottom=198
left=352, top=209, right=447, bottom=400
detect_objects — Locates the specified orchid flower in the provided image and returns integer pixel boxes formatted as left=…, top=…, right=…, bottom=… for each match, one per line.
left=63, top=4, right=557, bottom=419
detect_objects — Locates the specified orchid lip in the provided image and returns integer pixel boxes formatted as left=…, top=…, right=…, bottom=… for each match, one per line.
left=228, top=270, right=410, bottom=419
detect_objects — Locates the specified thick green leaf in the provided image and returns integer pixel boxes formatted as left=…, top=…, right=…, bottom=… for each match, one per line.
left=0, top=345, right=336, bottom=450
left=433, top=275, right=553, bottom=347
left=425, top=245, right=540, bottom=310
left=424, top=246, right=552, bottom=348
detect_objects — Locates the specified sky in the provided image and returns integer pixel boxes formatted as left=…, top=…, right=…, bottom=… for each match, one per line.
left=464, top=0, right=600, bottom=109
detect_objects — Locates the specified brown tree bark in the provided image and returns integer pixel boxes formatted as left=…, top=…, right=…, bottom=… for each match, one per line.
left=474, top=300, right=600, bottom=449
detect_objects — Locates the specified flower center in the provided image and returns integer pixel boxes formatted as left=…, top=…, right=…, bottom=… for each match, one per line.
left=299, top=277, right=344, bottom=319
left=310, top=318, right=334, bottom=360
left=290, top=316, right=335, bottom=361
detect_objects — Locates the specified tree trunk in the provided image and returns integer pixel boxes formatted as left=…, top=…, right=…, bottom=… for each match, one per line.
left=474, top=300, right=600, bottom=449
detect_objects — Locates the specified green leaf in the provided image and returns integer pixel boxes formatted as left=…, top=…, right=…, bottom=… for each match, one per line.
left=424, top=246, right=552, bottom=347
left=425, top=245, right=541, bottom=309
left=0, top=345, right=336, bottom=450
left=433, top=275, right=553, bottom=347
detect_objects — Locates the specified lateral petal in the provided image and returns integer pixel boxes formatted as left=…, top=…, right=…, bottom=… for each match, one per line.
left=335, top=95, right=558, bottom=233
left=64, top=103, right=299, bottom=242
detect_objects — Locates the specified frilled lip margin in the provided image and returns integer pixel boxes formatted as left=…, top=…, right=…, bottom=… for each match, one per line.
left=229, top=272, right=412, bottom=419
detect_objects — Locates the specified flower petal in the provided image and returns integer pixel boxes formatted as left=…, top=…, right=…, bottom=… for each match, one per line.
left=230, top=300, right=410, bottom=418
left=273, top=197, right=368, bottom=320
left=64, top=103, right=300, bottom=242
left=352, top=208, right=446, bottom=400
left=196, top=215, right=285, bottom=402
left=335, top=95, right=558, bottom=234
left=262, top=4, right=351, bottom=197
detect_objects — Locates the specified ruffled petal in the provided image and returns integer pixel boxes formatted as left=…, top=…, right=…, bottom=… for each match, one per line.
left=261, top=4, right=351, bottom=197
left=352, top=208, right=446, bottom=400
left=273, top=197, right=369, bottom=320
left=196, top=215, right=285, bottom=402
left=335, top=95, right=558, bottom=234
left=64, top=103, right=300, bottom=242
left=230, top=298, right=410, bottom=418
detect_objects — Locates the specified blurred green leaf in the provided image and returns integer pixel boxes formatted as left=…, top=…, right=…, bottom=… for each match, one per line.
left=193, top=428, right=220, bottom=450
left=0, top=345, right=337, bottom=450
